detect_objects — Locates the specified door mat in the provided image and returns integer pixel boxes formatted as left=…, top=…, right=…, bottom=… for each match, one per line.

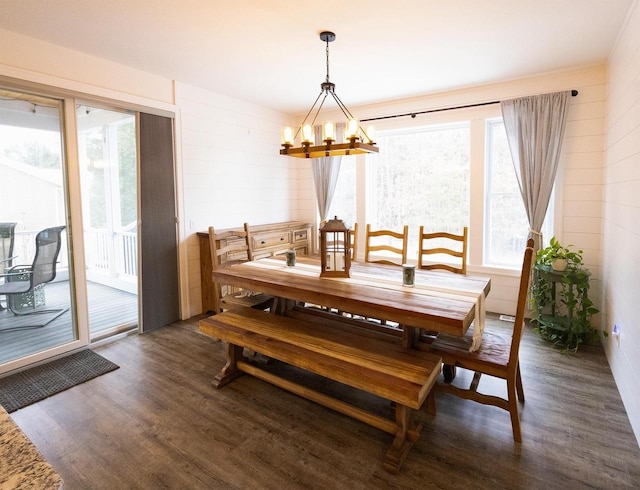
left=0, top=349, right=119, bottom=412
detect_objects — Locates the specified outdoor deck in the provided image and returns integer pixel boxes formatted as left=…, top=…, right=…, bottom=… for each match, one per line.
left=0, top=281, right=137, bottom=365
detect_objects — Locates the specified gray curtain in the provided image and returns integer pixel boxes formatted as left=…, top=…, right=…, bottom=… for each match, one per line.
left=312, top=124, right=344, bottom=222
left=500, top=91, right=571, bottom=252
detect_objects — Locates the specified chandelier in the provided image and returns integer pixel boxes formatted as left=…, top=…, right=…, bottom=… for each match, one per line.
left=280, top=31, right=379, bottom=159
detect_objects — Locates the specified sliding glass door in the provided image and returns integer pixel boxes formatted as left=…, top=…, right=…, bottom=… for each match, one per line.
left=76, top=105, right=139, bottom=340
left=0, top=89, right=76, bottom=365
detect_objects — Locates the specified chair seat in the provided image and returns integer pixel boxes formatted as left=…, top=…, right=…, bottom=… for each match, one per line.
left=0, top=279, right=31, bottom=295
left=221, top=292, right=274, bottom=311
left=428, top=329, right=511, bottom=370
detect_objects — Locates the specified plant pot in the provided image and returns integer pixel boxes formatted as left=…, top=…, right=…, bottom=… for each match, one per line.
left=552, top=258, right=568, bottom=272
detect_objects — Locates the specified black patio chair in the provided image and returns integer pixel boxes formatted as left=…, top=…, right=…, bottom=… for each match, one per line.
left=0, top=226, right=69, bottom=328
left=0, top=222, right=17, bottom=310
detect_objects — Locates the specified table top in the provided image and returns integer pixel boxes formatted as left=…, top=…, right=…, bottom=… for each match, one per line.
left=212, top=256, right=490, bottom=336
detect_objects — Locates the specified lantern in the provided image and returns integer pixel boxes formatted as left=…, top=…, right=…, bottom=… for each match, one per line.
left=319, top=216, right=351, bottom=278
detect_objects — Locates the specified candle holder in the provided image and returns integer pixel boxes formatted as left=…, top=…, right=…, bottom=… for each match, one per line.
left=319, top=216, right=351, bottom=278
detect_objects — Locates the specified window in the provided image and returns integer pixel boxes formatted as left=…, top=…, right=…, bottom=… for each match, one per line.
left=325, top=110, right=555, bottom=271
left=484, top=119, right=553, bottom=267
left=367, top=123, right=470, bottom=256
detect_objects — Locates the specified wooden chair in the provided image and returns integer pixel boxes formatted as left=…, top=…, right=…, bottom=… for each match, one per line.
left=209, top=226, right=273, bottom=314
left=364, top=225, right=408, bottom=266
left=425, top=239, right=534, bottom=443
left=350, top=222, right=358, bottom=261
left=418, top=226, right=468, bottom=275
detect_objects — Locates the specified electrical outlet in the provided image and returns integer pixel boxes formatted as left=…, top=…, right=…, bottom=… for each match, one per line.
left=613, top=324, right=621, bottom=347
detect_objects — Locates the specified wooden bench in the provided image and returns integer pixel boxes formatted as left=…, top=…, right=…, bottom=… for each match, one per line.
left=199, top=306, right=442, bottom=473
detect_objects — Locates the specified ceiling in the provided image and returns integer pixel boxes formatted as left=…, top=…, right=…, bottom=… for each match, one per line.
left=0, top=0, right=634, bottom=114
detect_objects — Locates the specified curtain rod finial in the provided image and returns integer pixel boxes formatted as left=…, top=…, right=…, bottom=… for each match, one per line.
left=571, top=90, right=578, bottom=96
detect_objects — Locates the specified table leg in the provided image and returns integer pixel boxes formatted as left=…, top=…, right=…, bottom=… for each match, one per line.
left=212, top=343, right=245, bottom=388
left=383, top=404, right=421, bottom=474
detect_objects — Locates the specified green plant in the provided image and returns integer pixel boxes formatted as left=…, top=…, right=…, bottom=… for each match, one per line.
left=535, top=236, right=583, bottom=270
left=530, top=237, right=601, bottom=352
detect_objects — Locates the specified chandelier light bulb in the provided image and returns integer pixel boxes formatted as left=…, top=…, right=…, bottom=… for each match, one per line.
left=282, top=126, right=295, bottom=146
left=364, top=126, right=376, bottom=144
left=301, top=124, right=315, bottom=144
left=346, top=119, right=359, bottom=140
left=323, top=121, right=335, bottom=142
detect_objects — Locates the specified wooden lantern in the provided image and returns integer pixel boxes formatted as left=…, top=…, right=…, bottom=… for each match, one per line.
left=319, top=216, right=351, bottom=278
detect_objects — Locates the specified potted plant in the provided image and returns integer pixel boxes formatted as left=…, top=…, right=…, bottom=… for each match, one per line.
left=535, top=236, right=583, bottom=271
left=530, top=237, right=600, bottom=352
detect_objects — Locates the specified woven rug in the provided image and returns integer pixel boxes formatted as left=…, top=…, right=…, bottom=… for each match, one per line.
left=0, top=349, right=119, bottom=412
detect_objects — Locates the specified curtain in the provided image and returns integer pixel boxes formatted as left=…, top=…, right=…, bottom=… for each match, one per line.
left=500, top=91, right=571, bottom=253
left=311, top=124, right=344, bottom=222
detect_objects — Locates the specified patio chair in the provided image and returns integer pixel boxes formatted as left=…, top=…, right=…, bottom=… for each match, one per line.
left=0, top=222, right=17, bottom=310
left=0, top=226, right=69, bottom=328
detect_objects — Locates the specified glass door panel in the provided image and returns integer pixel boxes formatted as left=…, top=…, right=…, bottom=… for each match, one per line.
left=76, top=105, right=139, bottom=340
left=0, top=89, right=76, bottom=366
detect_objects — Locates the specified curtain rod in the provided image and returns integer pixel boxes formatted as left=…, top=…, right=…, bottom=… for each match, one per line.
left=361, top=89, right=579, bottom=123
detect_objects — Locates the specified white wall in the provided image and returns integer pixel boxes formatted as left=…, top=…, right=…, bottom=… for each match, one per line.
left=603, top=1, right=640, bottom=443
left=176, top=82, right=315, bottom=315
left=317, top=65, right=607, bottom=316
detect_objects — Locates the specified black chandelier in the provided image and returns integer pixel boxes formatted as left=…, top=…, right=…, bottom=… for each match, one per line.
left=280, top=31, right=379, bottom=159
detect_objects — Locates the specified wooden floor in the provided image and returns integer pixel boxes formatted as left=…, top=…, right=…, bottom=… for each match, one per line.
left=0, top=281, right=137, bottom=364
left=9, top=314, right=640, bottom=489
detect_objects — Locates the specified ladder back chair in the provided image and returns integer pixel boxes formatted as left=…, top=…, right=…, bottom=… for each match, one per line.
left=364, top=225, right=408, bottom=266
left=349, top=222, right=358, bottom=261
left=209, top=226, right=273, bottom=314
left=418, top=226, right=468, bottom=275
left=425, top=238, right=534, bottom=443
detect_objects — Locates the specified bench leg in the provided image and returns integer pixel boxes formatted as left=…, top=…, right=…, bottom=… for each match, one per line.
left=213, top=343, right=245, bottom=388
left=383, top=404, right=422, bottom=474
left=401, top=325, right=420, bottom=349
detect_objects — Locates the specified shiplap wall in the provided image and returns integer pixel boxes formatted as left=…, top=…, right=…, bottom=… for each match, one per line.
left=604, top=1, right=640, bottom=444
left=176, top=82, right=315, bottom=315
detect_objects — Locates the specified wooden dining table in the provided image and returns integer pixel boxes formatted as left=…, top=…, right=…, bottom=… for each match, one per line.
left=204, top=255, right=491, bottom=473
left=211, top=255, right=491, bottom=340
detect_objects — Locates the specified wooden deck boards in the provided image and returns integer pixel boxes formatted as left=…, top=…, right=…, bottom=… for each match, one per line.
left=0, top=281, right=137, bottom=364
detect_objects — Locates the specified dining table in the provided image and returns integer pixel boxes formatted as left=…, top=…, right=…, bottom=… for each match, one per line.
left=211, top=255, right=491, bottom=348
left=204, top=255, right=491, bottom=472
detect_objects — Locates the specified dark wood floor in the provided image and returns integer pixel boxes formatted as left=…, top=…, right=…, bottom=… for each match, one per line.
left=9, top=314, right=640, bottom=489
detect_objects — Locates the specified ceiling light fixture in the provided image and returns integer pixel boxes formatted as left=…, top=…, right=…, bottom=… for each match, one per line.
left=280, top=31, right=379, bottom=159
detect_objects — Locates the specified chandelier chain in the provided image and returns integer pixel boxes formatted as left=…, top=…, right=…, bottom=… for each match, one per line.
left=325, top=38, right=330, bottom=84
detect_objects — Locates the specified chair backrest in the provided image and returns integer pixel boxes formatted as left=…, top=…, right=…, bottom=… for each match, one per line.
left=418, top=226, right=468, bottom=274
left=208, top=226, right=250, bottom=269
left=364, top=224, right=408, bottom=266
left=350, top=222, right=358, bottom=261
left=208, top=225, right=253, bottom=313
left=508, top=238, right=535, bottom=368
left=29, top=226, right=66, bottom=288
left=0, top=222, right=17, bottom=275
